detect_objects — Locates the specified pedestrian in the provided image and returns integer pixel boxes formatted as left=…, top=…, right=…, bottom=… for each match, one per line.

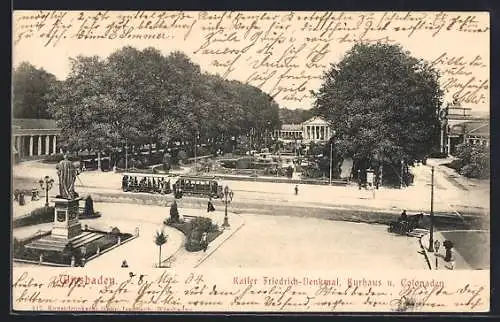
left=13, top=189, right=19, bottom=201
left=201, top=232, right=208, bottom=252
left=18, top=192, right=25, bottom=206
left=294, top=185, right=299, bottom=195
left=399, top=210, right=408, bottom=221
left=207, top=197, right=215, bottom=212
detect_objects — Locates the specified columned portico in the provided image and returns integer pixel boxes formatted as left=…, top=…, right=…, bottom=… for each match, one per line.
left=12, top=119, right=61, bottom=161
left=301, top=117, right=333, bottom=143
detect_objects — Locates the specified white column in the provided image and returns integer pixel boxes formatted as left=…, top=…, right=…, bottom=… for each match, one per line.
left=29, top=136, right=34, bottom=156
left=447, top=136, right=451, bottom=155
left=45, top=135, right=50, bottom=155
left=440, top=128, right=444, bottom=153
left=15, top=136, right=21, bottom=156
left=323, top=126, right=326, bottom=140
left=53, top=136, right=57, bottom=154
left=37, top=136, right=42, bottom=156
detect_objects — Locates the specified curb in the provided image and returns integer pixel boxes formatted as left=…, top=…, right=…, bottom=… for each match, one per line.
left=419, top=235, right=433, bottom=270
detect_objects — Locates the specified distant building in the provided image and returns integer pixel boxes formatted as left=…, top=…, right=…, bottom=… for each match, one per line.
left=12, top=119, right=61, bottom=160
left=440, top=106, right=489, bottom=155
left=273, top=116, right=334, bottom=144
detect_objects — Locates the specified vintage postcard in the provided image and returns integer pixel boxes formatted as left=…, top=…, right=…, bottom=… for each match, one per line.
left=11, top=11, right=490, bottom=313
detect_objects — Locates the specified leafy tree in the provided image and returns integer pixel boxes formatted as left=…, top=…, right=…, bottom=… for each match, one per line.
left=13, top=62, right=59, bottom=119
left=154, top=230, right=168, bottom=268
left=279, top=107, right=315, bottom=124
left=47, top=46, right=281, bottom=159
left=454, top=143, right=489, bottom=179
left=314, top=43, right=443, bottom=170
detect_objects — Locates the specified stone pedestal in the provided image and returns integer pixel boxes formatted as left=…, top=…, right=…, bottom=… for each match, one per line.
left=51, top=198, right=83, bottom=239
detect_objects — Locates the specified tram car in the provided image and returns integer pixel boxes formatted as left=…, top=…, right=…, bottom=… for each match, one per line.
left=121, top=172, right=174, bottom=194
left=172, top=176, right=224, bottom=199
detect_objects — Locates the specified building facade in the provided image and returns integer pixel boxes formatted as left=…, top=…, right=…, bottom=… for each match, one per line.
left=440, top=106, right=489, bottom=155
left=274, top=116, right=334, bottom=144
left=12, top=119, right=61, bottom=160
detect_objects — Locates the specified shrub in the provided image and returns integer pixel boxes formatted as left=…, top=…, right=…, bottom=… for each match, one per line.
left=191, top=217, right=213, bottom=233
left=116, top=158, right=126, bottom=169
left=450, top=143, right=489, bottom=179
left=428, top=151, right=448, bottom=159
left=178, top=150, right=188, bottom=163
left=169, top=201, right=180, bottom=223
left=445, top=159, right=464, bottom=171
left=83, top=196, right=95, bottom=217
left=236, top=157, right=252, bottom=169
left=13, top=206, right=54, bottom=228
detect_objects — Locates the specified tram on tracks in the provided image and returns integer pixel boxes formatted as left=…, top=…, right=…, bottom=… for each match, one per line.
left=121, top=172, right=174, bottom=194
left=121, top=173, right=225, bottom=199
left=173, top=176, right=225, bottom=199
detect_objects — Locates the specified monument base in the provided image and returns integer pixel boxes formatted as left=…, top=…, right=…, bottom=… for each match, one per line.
left=51, top=198, right=83, bottom=239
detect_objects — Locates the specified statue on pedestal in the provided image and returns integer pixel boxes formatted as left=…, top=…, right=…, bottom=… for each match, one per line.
left=56, top=154, right=79, bottom=200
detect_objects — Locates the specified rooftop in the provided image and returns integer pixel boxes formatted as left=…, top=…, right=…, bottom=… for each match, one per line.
left=12, top=119, right=59, bottom=130
left=281, top=124, right=302, bottom=131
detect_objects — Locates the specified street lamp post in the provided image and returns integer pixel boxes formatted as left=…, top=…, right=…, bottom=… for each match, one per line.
left=194, top=130, right=199, bottom=174
left=39, top=176, right=54, bottom=208
left=125, top=139, right=128, bottom=171
left=222, top=185, right=233, bottom=228
left=400, top=160, right=404, bottom=189
left=428, top=166, right=435, bottom=252
left=329, top=142, right=333, bottom=185
left=434, top=240, right=441, bottom=269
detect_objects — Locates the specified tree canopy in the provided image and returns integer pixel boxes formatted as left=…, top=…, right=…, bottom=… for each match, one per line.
left=313, top=43, right=443, bottom=165
left=279, top=107, right=316, bottom=124
left=13, top=62, right=59, bottom=119
left=44, top=46, right=281, bottom=153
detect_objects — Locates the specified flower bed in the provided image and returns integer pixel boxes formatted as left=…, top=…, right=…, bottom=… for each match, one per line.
left=13, top=206, right=55, bottom=228
left=12, top=229, right=134, bottom=266
left=166, top=216, right=222, bottom=252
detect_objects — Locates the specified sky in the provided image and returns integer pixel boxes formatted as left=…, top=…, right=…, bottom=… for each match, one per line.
left=12, top=11, right=490, bottom=115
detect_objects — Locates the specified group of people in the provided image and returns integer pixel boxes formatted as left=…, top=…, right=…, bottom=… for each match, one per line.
left=122, top=175, right=172, bottom=194
left=13, top=189, right=26, bottom=206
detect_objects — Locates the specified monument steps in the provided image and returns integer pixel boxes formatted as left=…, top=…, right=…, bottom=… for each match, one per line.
left=25, top=231, right=105, bottom=252
left=70, top=231, right=106, bottom=248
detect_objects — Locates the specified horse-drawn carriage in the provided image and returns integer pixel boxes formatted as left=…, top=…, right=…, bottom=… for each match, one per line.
left=388, top=212, right=425, bottom=235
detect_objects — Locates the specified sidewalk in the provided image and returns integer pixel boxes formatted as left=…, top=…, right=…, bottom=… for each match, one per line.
left=420, top=232, right=469, bottom=270
left=163, top=211, right=245, bottom=269
left=420, top=229, right=490, bottom=270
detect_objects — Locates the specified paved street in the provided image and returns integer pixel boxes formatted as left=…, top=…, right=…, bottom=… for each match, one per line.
left=200, top=214, right=429, bottom=270
left=13, top=201, right=428, bottom=269
left=12, top=159, right=489, bottom=217
left=11, top=159, right=488, bottom=270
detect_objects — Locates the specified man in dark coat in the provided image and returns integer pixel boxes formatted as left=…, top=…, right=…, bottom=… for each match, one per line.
left=207, top=197, right=215, bottom=212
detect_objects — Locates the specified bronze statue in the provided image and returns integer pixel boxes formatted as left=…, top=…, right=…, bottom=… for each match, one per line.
left=56, top=154, right=79, bottom=199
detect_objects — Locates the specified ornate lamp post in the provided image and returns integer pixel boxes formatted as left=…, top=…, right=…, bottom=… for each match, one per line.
left=39, top=176, right=54, bottom=207
left=428, top=166, right=435, bottom=252
left=222, top=185, right=234, bottom=228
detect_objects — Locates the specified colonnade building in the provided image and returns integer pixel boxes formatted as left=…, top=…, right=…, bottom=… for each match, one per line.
left=12, top=119, right=61, bottom=161
left=273, top=116, right=334, bottom=144
left=440, top=106, right=489, bottom=155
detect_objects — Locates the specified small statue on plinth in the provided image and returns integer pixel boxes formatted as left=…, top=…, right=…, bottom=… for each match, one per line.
left=56, top=154, right=79, bottom=200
